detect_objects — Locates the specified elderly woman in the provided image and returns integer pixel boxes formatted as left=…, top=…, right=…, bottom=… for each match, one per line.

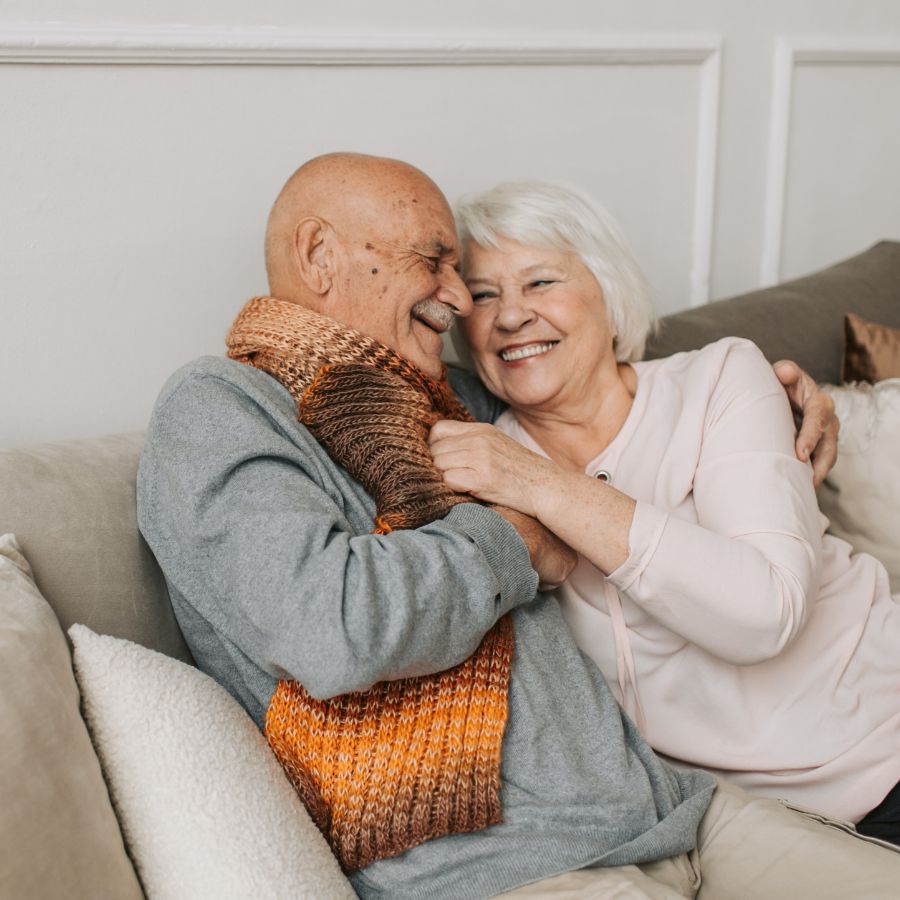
left=430, top=181, right=900, bottom=843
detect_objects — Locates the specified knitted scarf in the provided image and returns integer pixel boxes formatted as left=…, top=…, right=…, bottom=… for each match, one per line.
left=226, top=297, right=514, bottom=872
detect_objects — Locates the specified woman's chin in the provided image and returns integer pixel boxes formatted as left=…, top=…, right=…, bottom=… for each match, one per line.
left=484, top=373, right=556, bottom=412
left=507, top=391, right=555, bottom=414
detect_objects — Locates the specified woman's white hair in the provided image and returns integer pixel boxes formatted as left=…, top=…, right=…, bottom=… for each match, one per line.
left=455, top=181, right=657, bottom=362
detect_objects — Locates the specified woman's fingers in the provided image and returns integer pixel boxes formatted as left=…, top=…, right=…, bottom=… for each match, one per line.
left=428, top=419, right=485, bottom=444
left=428, top=420, right=546, bottom=514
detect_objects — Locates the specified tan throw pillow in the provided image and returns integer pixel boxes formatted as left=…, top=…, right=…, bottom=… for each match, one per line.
left=69, top=624, right=356, bottom=900
left=842, top=313, right=900, bottom=383
left=817, top=381, right=900, bottom=594
left=0, top=534, right=143, bottom=900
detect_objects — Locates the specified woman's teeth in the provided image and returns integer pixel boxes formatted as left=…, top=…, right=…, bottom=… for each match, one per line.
left=500, top=342, right=558, bottom=362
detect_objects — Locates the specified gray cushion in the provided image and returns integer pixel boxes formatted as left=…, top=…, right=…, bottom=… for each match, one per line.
left=645, top=241, right=900, bottom=384
left=0, top=433, right=190, bottom=662
left=0, top=534, right=144, bottom=899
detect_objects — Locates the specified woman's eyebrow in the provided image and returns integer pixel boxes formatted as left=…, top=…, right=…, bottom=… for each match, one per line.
left=518, top=263, right=564, bottom=277
left=466, top=264, right=563, bottom=284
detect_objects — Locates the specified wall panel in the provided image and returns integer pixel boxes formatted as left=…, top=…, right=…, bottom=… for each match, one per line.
left=762, top=39, right=900, bottom=284
left=3, top=7, right=900, bottom=446
left=1, top=29, right=717, bottom=445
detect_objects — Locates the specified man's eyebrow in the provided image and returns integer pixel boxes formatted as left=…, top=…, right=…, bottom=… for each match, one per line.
left=415, top=241, right=456, bottom=256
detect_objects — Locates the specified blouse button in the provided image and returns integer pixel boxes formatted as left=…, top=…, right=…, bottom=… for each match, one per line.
left=593, top=470, right=612, bottom=484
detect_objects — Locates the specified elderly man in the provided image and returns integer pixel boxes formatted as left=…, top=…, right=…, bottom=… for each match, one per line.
left=138, top=153, right=898, bottom=899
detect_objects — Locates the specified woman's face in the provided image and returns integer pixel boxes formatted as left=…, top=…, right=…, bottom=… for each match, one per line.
left=461, top=237, right=617, bottom=412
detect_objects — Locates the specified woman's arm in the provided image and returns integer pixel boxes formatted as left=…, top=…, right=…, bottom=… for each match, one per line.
left=430, top=339, right=822, bottom=665
left=428, top=423, right=635, bottom=572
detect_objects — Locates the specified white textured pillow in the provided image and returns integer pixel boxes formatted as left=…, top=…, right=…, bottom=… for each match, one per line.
left=69, top=624, right=355, bottom=900
left=818, top=379, right=900, bottom=593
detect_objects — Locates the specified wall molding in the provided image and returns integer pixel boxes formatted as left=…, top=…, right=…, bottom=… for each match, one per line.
left=0, top=24, right=719, bottom=66
left=761, top=37, right=900, bottom=286
left=0, top=23, right=722, bottom=305
left=688, top=48, right=721, bottom=306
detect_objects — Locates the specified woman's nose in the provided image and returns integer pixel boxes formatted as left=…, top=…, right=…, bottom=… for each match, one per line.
left=496, top=290, right=536, bottom=331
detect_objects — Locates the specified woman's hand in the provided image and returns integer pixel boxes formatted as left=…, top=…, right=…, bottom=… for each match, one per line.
left=430, top=419, right=636, bottom=575
left=428, top=420, right=555, bottom=518
left=773, top=361, right=839, bottom=487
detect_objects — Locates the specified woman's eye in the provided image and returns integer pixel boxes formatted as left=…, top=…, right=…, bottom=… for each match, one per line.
left=529, top=280, right=555, bottom=288
left=470, top=291, right=497, bottom=303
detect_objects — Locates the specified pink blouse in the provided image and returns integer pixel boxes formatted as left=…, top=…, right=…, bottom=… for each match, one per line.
left=496, top=337, right=900, bottom=822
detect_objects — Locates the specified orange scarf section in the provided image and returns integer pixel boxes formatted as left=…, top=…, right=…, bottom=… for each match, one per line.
left=226, top=298, right=514, bottom=872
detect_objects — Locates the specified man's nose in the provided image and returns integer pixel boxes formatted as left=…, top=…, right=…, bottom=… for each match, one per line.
left=436, top=266, right=474, bottom=317
left=496, top=290, right=536, bottom=331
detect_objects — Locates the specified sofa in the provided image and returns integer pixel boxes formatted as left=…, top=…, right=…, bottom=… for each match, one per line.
left=2, top=241, right=899, bottom=899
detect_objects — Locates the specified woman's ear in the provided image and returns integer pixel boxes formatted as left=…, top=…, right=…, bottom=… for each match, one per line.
left=293, top=217, right=334, bottom=295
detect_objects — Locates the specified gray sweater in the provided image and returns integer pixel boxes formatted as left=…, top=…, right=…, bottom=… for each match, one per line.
left=137, top=356, right=715, bottom=900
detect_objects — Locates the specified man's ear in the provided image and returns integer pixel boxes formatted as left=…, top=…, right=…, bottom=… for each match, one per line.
left=293, top=217, right=334, bottom=295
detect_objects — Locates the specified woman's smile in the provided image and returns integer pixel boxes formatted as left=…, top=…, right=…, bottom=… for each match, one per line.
left=460, top=237, right=618, bottom=412
left=499, top=340, right=560, bottom=363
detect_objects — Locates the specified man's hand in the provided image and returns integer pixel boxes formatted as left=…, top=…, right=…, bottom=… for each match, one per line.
left=492, top=506, right=577, bottom=591
left=773, top=360, right=839, bottom=487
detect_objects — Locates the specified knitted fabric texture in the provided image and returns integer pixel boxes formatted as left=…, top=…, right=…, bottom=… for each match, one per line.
left=226, top=297, right=514, bottom=872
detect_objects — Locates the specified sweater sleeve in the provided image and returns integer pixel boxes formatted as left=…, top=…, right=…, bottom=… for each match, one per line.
left=447, top=365, right=507, bottom=423
left=137, top=363, right=538, bottom=700
left=607, top=339, right=822, bottom=665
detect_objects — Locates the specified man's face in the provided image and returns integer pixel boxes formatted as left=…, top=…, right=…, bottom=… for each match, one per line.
left=327, top=178, right=473, bottom=379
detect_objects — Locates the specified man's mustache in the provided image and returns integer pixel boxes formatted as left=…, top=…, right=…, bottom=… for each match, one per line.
left=412, top=298, right=457, bottom=332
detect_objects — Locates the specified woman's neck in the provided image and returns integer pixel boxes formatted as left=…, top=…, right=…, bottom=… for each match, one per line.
left=511, top=363, right=637, bottom=472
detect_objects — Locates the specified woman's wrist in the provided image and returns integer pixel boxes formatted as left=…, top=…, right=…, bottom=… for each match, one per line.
left=531, top=466, right=580, bottom=530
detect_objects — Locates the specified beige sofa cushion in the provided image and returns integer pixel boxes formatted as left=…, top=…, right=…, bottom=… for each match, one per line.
left=70, top=624, right=355, bottom=900
left=0, top=534, right=143, bottom=899
left=0, top=432, right=190, bottom=661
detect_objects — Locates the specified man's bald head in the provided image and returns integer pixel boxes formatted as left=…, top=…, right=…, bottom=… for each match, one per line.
left=265, top=153, right=449, bottom=304
left=261, top=152, right=472, bottom=378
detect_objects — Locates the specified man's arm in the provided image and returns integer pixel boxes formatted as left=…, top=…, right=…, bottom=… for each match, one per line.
left=773, top=360, right=839, bottom=486
left=137, top=361, right=541, bottom=701
left=449, top=357, right=838, bottom=482
left=447, top=365, right=506, bottom=423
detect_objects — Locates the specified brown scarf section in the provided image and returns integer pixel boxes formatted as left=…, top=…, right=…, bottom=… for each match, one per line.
left=226, top=297, right=514, bottom=872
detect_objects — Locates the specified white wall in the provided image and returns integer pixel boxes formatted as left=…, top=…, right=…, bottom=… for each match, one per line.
left=2, top=0, right=899, bottom=447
